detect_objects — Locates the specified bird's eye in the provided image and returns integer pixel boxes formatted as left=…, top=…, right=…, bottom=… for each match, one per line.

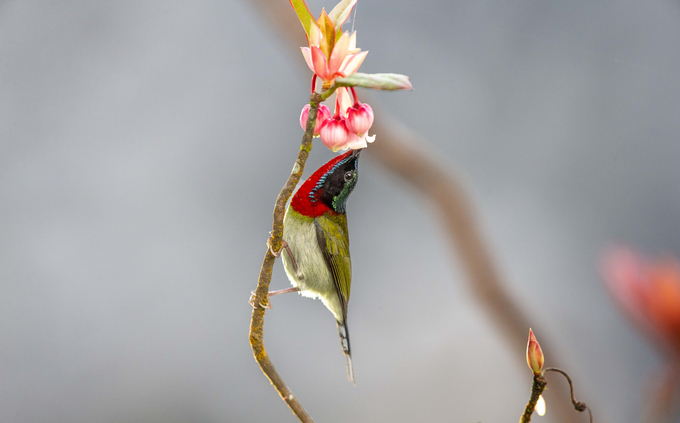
left=344, top=171, right=354, bottom=182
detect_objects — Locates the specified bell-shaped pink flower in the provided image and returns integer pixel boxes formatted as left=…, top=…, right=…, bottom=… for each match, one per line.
left=326, top=88, right=375, bottom=151
left=345, top=103, right=374, bottom=136
left=300, top=104, right=331, bottom=136
left=320, top=116, right=350, bottom=152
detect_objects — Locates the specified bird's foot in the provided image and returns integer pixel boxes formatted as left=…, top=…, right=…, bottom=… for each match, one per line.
left=249, top=290, right=272, bottom=309
left=248, top=287, right=300, bottom=309
left=267, top=237, right=298, bottom=273
left=267, top=233, right=282, bottom=258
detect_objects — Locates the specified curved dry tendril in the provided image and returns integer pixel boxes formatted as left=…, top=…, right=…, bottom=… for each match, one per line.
left=544, top=368, right=593, bottom=423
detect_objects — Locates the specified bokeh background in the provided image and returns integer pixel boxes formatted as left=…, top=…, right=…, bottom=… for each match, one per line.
left=1, top=0, right=680, bottom=422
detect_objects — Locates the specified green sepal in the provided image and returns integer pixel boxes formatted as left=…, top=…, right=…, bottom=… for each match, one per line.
left=288, top=0, right=316, bottom=37
left=335, top=73, right=413, bottom=91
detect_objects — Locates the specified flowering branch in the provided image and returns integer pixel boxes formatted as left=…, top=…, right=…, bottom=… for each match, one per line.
left=248, top=92, right=322, bottom=423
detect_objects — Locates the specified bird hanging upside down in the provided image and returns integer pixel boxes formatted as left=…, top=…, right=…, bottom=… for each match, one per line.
left=259, top=149, right=362, bottom=384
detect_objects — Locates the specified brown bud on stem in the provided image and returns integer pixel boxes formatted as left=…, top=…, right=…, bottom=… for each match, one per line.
left=526, top=329, right=544, bottom=375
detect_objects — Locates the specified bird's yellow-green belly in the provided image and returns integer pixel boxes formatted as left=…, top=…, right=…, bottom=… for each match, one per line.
left=282, top=209, right=343, bottom=322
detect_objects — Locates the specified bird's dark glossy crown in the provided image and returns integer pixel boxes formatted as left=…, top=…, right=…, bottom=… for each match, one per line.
left=291, top=149, right=361, bottom=217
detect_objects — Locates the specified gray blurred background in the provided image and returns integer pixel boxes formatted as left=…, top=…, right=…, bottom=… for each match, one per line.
left=1, top=0, right=679, bottom=422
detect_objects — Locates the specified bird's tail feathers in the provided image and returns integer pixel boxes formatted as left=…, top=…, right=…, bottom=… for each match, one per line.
left=336, top=320, right=355, bottom=385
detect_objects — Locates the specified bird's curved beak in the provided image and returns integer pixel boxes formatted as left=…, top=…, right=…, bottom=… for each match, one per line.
left=351, top=148, right=363, bottom=158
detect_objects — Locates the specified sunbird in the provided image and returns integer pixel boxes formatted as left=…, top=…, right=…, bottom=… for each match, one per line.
left=267, top=149, right=361, bottom=383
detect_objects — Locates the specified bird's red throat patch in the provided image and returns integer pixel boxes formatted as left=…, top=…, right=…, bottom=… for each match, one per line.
left=290, top=151, right=355, bottom=218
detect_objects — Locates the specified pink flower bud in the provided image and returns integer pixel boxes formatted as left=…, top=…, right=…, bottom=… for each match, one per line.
left=345, top=103, right=374, bottom=136
left=320, top=116, right=350, bottom=152
left=300, top=104, right=331, bottom=137
left=526, top=329, right=544, bottom=375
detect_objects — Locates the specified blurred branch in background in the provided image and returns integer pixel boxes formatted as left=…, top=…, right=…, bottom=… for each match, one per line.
left=248, top=1, right=581, bottom=422
left=642, top=363, right=680, bottom=423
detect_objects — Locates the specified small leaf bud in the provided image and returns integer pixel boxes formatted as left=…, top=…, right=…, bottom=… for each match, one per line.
left=526, top=329, right=544, bottom=375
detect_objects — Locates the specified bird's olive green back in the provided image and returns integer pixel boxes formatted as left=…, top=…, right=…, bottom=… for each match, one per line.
left=314, top=213, right=352, bottom=318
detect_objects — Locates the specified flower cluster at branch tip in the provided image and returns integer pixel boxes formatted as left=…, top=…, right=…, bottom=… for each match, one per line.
left=290, top=0, right=412, bottom=152
left=603, top=247, right=680, bottom=358
left=526, top=329, right=544, bottom=375
left=300, top=87, right=375, bottom=152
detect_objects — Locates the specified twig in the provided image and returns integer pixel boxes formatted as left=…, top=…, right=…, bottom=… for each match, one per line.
left=544, top=368, right=593, bottom=423
left=519, top=374, right=547, bottom=423
left=519, top=368, right=592, bottom=423
left=248, top=92, right=322, bottom=423
left=247, top=1, right=583, bottom=421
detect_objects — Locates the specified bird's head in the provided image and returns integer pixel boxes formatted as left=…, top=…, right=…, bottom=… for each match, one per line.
left=291, top=149, right=362, bottom=217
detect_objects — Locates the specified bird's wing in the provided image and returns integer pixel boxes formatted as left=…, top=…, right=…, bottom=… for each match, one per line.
left=314, top=213, right=352, bottom=318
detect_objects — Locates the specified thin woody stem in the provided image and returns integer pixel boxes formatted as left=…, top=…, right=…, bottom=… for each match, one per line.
left=519, top=374, right=547, bottom=423
left=248, top=91, right=323, bottom=423
left=544, top=368, right=593, bottom=423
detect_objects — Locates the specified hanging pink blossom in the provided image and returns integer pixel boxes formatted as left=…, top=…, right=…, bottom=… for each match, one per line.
left=345, top=103, right=374, bottom=137
left=300, top=104, right=331, bottom=136
left=320, top=116, right=350, bottom=152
